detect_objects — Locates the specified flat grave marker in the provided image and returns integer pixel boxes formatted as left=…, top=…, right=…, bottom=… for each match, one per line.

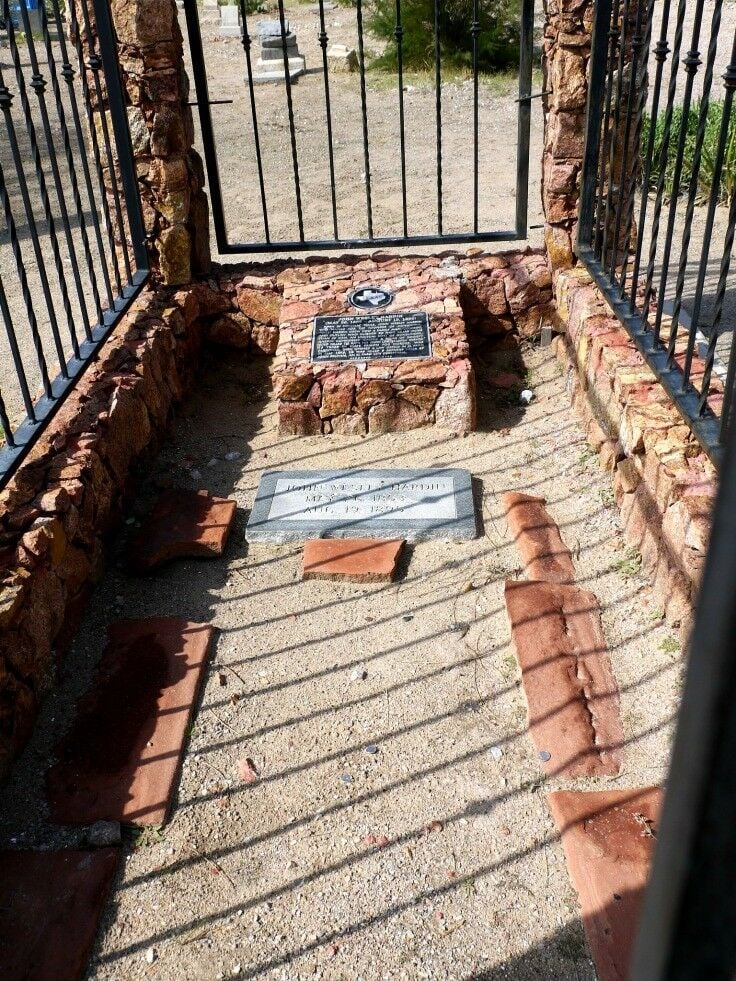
left=311, top=311, right=431, bottom=363
left=246, top=468, right=477, bottom=542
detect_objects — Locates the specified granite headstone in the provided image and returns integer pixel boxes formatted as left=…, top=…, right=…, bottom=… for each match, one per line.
left=246, top=469, right=477, bottom=542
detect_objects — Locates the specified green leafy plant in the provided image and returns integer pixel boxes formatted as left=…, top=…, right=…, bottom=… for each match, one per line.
left=640, top=99, right=736, bottom=204
left=368, top=0, right=521, bottom=73
left=614, top=546, right=642, bottom=578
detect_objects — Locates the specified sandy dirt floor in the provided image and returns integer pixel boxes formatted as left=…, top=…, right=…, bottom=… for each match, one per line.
left=0, top=342, right=685, bottom=979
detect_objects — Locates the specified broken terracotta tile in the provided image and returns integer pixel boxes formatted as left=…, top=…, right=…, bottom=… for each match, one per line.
left=504, top=580, right=623, bottom=777
left=0, top=848, right=118, bottom=981
left=130, top=489, right=236, bottom=571
left=502, top=491, right=575, bottom=583
left=302, top=538, right=404, bottom=582
left=47, top=618, right=214, bottom=826
left=548, top=788, right=663, bottom=981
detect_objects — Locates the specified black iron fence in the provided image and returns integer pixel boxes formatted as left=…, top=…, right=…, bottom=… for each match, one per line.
left=184, top=0, right=535, bottom=254
left=577, top=0, right=736, bottom=465
left=0, top=0, right=149, bottom=490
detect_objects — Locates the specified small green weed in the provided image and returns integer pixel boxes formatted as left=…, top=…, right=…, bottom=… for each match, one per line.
left=130, top=826, right=164, bottom=849
left=660, top=635, right=681, bottom=654
left=614, top=547, right=642, bottom=578
left=599, top=487, right=615, bottom=508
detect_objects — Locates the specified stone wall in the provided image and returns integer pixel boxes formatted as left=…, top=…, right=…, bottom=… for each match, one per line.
left=0, top=280, right=228, bottom=778
left=553, top=266, right=719, bottom=640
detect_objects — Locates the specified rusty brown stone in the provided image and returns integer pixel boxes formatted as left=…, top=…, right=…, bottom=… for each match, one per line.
left=331, top=413, right=367, bottom=436
left=399, top=385, right=440, bottom=412
left=130, top=489, right=236, bottom=571
left=236, top=287, right=280, bottom=326
left=302, top=539, right=404, bottom=582
left=47, top=618, right=214, bottom=825
left=274, top=372, right=314, bottom=401
left=355, top=379, right=394, bottom=410
left=278, top=402, right=322, bottom=436
left=393, top=361, right=448, bottom=384
left=368, top=398, right=429, bottom=434
left=320, top=367, right=356, bottom=419
left=158, top=224, right=191, bottom=286
left=250, top=324, right=279, bottom=355
left=548, top=788, right=662, bottom=981
left=207, top=312, right=252, bottom=349
left=434, top=372, right=477, bottom=433
left=503, top=492, right=576, bottom=583
left=0, top=848, right=119, bottom=981
left=504, top=579, right=624, bottom=777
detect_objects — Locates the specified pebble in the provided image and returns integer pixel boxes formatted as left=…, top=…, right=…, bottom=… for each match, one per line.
left=340, top=773, right=353, bottom=784
left=350, top=667, right=367, bottom=682
left=520, top=389, right=534, bottom=405
left=365, top=744, right=379, bottom=755
left=207, top=457, right=219, bottom=467
left=490, top=746, right=503, bottom=761
left=539, top=750, right=551, bottom=762
left=145, top=947, right=156, bottom=964
left=225, top=451, right=241, bottom=461
left=190, top=469, right=202, bottom=480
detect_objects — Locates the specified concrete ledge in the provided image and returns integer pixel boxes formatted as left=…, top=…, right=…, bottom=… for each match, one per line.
left=553, top=266, right=718, bottom=640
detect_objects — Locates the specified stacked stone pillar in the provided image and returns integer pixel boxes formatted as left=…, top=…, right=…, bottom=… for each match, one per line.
left=541, top=0, right=593, bottom=271
left=112, top=0, right=210, bottom=284
left=78, top=0, right=210, bottom=284
left=541, top=0, right=646, bottom=273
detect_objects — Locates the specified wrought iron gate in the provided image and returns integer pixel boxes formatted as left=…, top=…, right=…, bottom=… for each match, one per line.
left=577, top=0, right=736, bottom=464
left=184, top=0, right=534, bottom=254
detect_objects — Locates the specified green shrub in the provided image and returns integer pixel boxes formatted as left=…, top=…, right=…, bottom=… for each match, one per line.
left=640, top=99, right=736, bottom=204
left=368, top=0, right=521, bottom=73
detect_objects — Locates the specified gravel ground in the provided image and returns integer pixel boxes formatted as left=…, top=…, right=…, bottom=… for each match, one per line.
left=0, top=343, right=685, bottom=979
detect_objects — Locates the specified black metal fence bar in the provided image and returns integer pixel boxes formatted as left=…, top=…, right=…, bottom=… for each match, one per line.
left=239, top=1, right=270, bottom=243
left=2, top=24, right=72, bottom=372
left=577, top=0, right=736, bottom=463
left=0, top=0, right=149, bottom=489
left=617, top=0, right=654, bottom=298
left=51, top=0, right=113, bottom=312
left=19, top=0, right=93, bottom=344
left=394, top=0, right=408, bottom=238
left=627, top=0, right=667, bottom=306
left=317, top=0, right=339, bottom=240
left=67, top=0, right=123, bottom=295
left=641, top=0, right=687, bottom=332
left=630, top=385, right=736, bottom=981
left=355, top=0, right=373, bottom=239
left=185, top=0, right=532, bottom=252
left=434, top=0, right=443, bottom=235
left=78, top=0, right=133, bottom=280
left=516, top=0, right=534, bottom=237
left=277, top=0, right=304, bottom=240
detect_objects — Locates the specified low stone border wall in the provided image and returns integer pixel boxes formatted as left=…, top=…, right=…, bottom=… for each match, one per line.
left=0, top=247, right=553, bottom=777
left=553, top=266, right=718, bottom=640
left=0, top=280, right=233, bottom=777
